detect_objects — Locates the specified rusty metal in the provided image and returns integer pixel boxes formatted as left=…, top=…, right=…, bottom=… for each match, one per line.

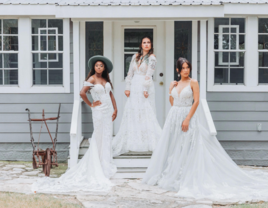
left=25, top=104, right=61, bottom=176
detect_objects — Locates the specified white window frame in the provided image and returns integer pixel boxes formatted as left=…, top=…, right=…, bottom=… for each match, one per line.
left=0, top=19, right=19, bottom=86
left=208, top=16, right=268, bottom=92
left=0, top=17, right=70, bottom=93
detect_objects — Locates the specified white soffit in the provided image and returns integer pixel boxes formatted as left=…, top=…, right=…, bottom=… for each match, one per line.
left=0, top=0, right=267, bottom=6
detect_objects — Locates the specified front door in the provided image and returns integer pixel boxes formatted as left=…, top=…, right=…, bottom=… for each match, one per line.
left=113, top=21, right=165, bottom=133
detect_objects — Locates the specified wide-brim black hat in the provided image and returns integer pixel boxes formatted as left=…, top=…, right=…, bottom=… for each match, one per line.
left=87, top=55, right=113, bottom=73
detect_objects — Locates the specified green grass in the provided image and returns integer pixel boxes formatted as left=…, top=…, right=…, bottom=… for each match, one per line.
left=0, top=192, right=83, bottom=208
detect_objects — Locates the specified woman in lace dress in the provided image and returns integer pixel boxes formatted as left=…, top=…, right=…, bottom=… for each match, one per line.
left=112, top=36, right=162, bottom=156
left=143, top=58, right=268, bottom=201
left=32, top=56, right=117, bottom=193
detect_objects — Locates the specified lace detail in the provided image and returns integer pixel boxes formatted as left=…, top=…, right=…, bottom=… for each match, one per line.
left=112, top=58, right=162, bottom=156
left=32, top=81, right=116, bottom=193
left=125, top=54, right=157, bottom=92
left=143, top=82, right=268, bottom=201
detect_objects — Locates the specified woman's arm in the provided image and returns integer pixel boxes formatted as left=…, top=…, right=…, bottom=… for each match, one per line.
left=143, top=55, right=156, bottom=98
left=181, top=79, right=200, bottom=132
left=125, top=54, right=136, bottom=97
left=80, top=77, right=101, bottom=108
left=110, top=91, right=118, bottom=121
left=169, top=81, right=177, bottom=106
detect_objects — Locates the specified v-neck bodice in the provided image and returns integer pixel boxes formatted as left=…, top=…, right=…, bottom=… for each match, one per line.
left=171, top=82, right=193, bottom=107
left=84, top=81, right=112, bottom=103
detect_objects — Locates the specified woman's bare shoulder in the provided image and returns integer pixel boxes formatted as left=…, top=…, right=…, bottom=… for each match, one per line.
left=86, top=76, right=95, bottom=84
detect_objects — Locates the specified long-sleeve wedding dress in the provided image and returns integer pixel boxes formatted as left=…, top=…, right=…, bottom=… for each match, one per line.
left=143, top=80, right=268, bottom=201
left=32, top=81, right=116, bottom=193
left=112, top=54, right=162, bottom=156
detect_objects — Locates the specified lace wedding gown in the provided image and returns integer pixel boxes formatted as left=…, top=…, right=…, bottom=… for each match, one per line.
left=143, top=80, right=268, bottom=201
left=32, top=82, right=117, bottom=193
left=112, top=54, right=162, bottom=156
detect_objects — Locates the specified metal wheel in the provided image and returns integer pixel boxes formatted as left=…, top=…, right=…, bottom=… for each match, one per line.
left=32, top=155, right=38, bottom=169
left=42, top=154, right=46, bottom=173
left=45, top=148, right=51, bottom=176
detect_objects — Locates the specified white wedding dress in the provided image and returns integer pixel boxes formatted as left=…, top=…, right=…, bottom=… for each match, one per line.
left=143, top=80, right=268, bottom=201
left=32, top=81, right=117, bottom=193
left=112, top=54, right=162, bottom=156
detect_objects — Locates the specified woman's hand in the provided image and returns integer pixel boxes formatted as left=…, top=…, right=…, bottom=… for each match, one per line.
left=144, top=91, right=149, bottom=98
left=112, top=110, right=117, bottom=121
left=90, top=100, right=102, bottom=108
left=125, top=90, right=130, bottom=97
left=181, top=118, right=190, bottom=132
left=169, top=81, right=178, bottom=93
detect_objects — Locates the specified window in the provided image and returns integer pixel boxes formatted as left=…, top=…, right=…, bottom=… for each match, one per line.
left=214, top=18, right=245, bottom=84
left=174, top=21, right=192, bottom=80
left=32, top=19, right=63, bottom=85
left=85, top=22, right=103, bottom=76
left=258, top=18, right=268, bottom=84
left=0, top=19, right=18, bottom=85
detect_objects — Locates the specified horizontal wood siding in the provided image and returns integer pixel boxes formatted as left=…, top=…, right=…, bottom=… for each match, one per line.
left=207, top=92, right=268, bottom=165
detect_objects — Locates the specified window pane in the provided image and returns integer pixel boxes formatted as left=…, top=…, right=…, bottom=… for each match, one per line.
left=259, top=68, right=268, bottom=83
left=0, top=37, right=1, bottom=50
left=32, top=36, right=38, bottom=51
left=48, top=29, right=56, bottom=34
left=0, top=70, right=2, bottom=84
left=230, top=34, right=237, bottom=49
left=0, top=20, right=1, bottom=34
left=40, top=36, right=47, bottom=51
left=215, top=52, right=229, bottom=66
left=48, top=36, right=56, bottom=51
left=4, top=70, right=18, bottom=85
left=33, top=70, right=47, bottom=85
left=259, top=52, right=268, bottom=67
left=223, top=28, right=229, bottom=33
left=222, top=35, right=229, bottom=49
left=124, top=29, right=153, bottom=52
left=230, top=68, right=244, bottom=84
left=48, top=19, right=63, bottom=34
left=239, top=35, right=245, bottom=49
left=214, top=18, right=229, bottom=33
left=48, top=53, right=62, bottom=68
left=214, top=34, right=219, bottom=49
left=259, top=18, right=268, bottom=33
left=0, top=54, right=2, bottom=68
left=231, top=18, right=245, bottom=33
left=85, top=22, right=103, bottom=76
left=215, top=68, right=228, bottom=84
left=258, top=35, right=268, bottom=50
left=174, top=21, right=192, bottom=80
left=49, top=70, right=62, bottom=84
left=3, top=36, right=18, bottom=51
left=124, top=54, right=133, bottom=77
left=58, top=36, right=63, bottom=51
left=40, top=30, right=47, bottom=34
left=32, top=53, right=47, bottom=68
left=231, top=28, right=237, bottom=33
left=3, top=54, right=18, bottom=68
left=3, top=19, right=18, bottom=34
left=32, top=19, right=46, bottom=34
left=230, top=52, right=244, bottom=67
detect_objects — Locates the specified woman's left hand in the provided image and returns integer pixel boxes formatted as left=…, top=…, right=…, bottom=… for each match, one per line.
left=112, top=110, right=117, bottom=121
left=144, top=91, right=149, bottom=98
left=181, top=118, right=190, bottom=132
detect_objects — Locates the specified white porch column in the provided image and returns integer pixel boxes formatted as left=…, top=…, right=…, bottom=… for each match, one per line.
left=200, top=20, right=207, bottom=99
left=191, top=20, right=198, bottom=80
left=104, top=21, right=114, bottom=82
left=70, top=20, right=81, bottom=168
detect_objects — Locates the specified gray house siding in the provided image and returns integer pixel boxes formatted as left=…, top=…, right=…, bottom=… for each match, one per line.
left=207, top=92, right=268, bottom=166
left=0, top=20, right=75, bottom=162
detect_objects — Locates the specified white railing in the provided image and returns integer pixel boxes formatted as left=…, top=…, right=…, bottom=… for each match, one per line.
left=198, top=99, right=217, bottom=136
left=69, top=99, right=82, bottom=168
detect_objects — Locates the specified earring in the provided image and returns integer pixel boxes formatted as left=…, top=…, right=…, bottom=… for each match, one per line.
left=178, top=74, right=180, bottom=77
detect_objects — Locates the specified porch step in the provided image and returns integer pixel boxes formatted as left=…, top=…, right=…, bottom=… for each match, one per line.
left=69, top=138, right=152, bottom=178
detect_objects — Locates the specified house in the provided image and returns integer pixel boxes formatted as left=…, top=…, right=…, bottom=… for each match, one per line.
left=0, top=0, right=267, bottom=172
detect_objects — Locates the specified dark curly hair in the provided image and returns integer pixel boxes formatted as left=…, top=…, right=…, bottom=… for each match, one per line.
left=85, top=60, right=113, bottom=89
left=176, top=57, right=192, bottom=78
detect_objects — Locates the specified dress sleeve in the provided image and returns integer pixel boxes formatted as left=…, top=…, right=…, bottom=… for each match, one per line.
left=125, top=54, right=136, bottom=91
left=143, top=55, right=157, bottom=92
left=83, top=81, right=99, bottom=101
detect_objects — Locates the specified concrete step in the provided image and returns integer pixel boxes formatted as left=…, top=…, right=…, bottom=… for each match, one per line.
left=113, top=167, right=147, bottom=179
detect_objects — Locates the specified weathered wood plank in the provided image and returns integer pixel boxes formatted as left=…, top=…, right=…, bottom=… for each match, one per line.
left=217, top=131, right=268, bottom=141
left=207, top=92, right=268, bottom=102
left=0, top=133, right=71, bottom=142
left=208, top=102, right=268, bottom=111
left=0, top=104, right=73, bottom=113
left=211, top=112, right=268, bottom=121
left=214, top=121, right=268, bottom=131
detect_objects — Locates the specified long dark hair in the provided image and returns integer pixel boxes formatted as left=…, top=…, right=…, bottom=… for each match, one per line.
left=85, top=60, right=113, bottom=89
left=176, top=57, right=192, bottom=79
left=136, top=36, right=154, bottom=62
